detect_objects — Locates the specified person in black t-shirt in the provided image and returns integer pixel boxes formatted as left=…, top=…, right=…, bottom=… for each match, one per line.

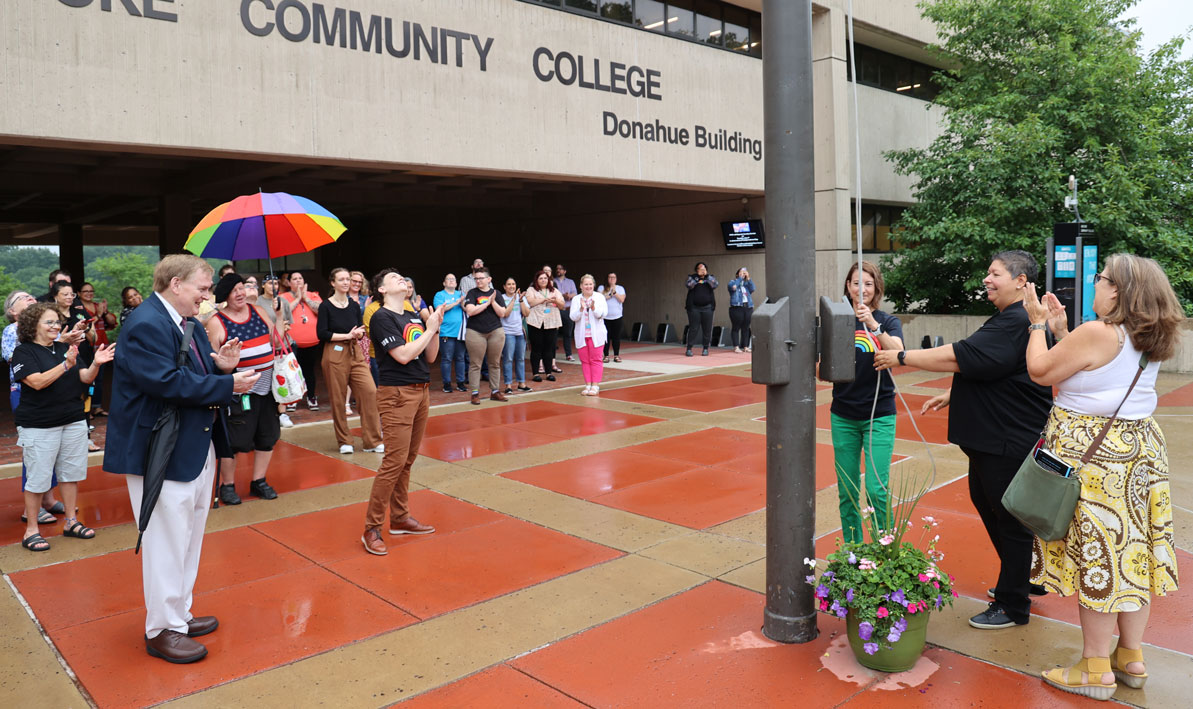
left=462, top=267, right=510, bottom=405
left=360, top=269, right=444, bottom=556
left=875, top=250, right=1055, bottom=631
left=12, top=303, right=114, bottom=552
left=829, top=262, right=905, bottom=543
left=684, top=262, right=718, bottom=356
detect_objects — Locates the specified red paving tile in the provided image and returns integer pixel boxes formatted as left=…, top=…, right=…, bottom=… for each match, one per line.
left=512, top=581, right=863, bottom=707
left=623, top=428, right=765, bottom=466
left=12, top=527, right=310, bottom=633
left=253, top=491, right=505, bottom=565
left=1158, top=380, right=1193, bottom=407
left=396, top=665, right=587, bottom=708
left=917, top=375, right=954, bottom=389
left=327, top=517, right=622, bottom=619
left=503, top=449, right=698, bottom=499
left=49, top=565, right=417, bottom=708
left=600, top=373, right=764, bottom=411
left=594, top=466, right=764, bottom=529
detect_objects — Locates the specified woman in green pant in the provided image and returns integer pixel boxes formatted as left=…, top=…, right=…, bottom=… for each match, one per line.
left=830, top=261, right=904, bottom=542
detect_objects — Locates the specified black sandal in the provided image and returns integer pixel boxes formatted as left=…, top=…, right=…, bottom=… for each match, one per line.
left=63, top=521, right=96, bottom=539
left=22, top=533, right=50, bottom=552
left=20, top=509, right=56, bottom=524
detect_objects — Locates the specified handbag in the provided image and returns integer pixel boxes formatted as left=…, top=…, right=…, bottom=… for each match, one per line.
left=270, top=329, right=307, bottom=404
left=1002, top=353, right=1148, bottom=541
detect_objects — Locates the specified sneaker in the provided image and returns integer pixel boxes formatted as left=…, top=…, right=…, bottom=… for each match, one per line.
left=217, top=484, right=241, bottom=506
left=968, top=602, right=1028, bottom=629
left=278, top=413, right=294, bottom=428
left=456, top=383, right=468, bottom=392
left=285, top=403, right=298, bottom=413
left=734, top=347, right=743, bottom=353
left=986, top=585, right=1049, bottom=600
left=442, top=385, right=453, bottom=394
left=363, top=444, right=385, bottom=453
left=248, top=479, right=278, bottom=500
left=532, top=374, right=543, bottom=382
left=306, top=396, right=320, bottom=411
left=504, top=387, right=514, bottom=395
left=546, top=374, right=556, bottom=382
left=517, top=385, right=532, bottom=392
left=565, top=355, right=574, bottom=362
left=686, top=348, right=694, bottom=357
left=339, top=444, right=354, bottom=454
left=702, top=348, right=709, bottom=356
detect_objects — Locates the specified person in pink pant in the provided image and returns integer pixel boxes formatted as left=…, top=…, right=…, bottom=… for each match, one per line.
left=569, top=274, right=608, bottom=396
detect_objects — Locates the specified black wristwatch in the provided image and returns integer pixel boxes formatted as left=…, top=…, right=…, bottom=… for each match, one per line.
left=897, top=351, right=907, bottom=366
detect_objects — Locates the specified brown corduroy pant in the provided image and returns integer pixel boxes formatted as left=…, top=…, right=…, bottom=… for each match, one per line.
left=321, top=342, right=382, bottom=449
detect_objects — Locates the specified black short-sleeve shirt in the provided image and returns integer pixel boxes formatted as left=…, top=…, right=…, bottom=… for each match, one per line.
left=11, top=341, right=86, bottom=428
left=949, top=301, right=1053, bottom=457
left=831, top=311, right=904, bottom=420
left=370, top=307, right=431, bottom=386
left=464, top=288, right=501, bottom=334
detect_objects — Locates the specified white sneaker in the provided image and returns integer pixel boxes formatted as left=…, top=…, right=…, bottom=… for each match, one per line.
left=364, top=444, right=385, bottom=453
left=339, top=444, right=354, bottom=454
left=278, top=413, right=294, bottom=428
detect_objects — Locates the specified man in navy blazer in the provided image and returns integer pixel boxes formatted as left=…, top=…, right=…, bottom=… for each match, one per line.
left=105, top=254, right=260, bottom=664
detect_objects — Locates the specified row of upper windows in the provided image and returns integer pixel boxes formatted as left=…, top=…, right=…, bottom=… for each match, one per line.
left=851, top=203, right=907, bottom=253
left=847, top=43, right=943, bottom=102
left=523, top=0, right=763, bottom=57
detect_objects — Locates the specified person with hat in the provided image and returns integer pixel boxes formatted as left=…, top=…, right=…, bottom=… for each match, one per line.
left=206, top=273, right=281, bottom=504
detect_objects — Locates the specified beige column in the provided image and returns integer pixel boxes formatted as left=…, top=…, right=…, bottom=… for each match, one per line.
left=812, top=5, right=856, bottom=301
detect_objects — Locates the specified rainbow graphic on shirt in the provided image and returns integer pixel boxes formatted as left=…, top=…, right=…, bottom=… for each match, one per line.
left=854, top=330, right=880, bottom=353
left=403, top=322, right=425, bottom=343
left=476, top=296, right=491, bottom=305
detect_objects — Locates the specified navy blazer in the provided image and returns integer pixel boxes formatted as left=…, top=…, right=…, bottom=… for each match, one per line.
left=104, top=294, right=234, bottom=482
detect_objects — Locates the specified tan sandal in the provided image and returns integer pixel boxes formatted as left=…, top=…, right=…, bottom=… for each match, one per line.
left=1110, top=646, right=1148, bottom=689
left=1042, top=657, right=1117, bottom=701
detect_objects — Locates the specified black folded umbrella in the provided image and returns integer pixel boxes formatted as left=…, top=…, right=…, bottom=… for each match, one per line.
left=135, top=321, right=195, bottom=555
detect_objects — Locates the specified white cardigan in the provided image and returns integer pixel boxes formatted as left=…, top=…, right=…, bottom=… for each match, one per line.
left=569, top=293, right=608, bottom=349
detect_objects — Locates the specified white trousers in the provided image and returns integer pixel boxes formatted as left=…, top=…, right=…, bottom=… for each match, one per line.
left=126, top=443, right=215, bottom=639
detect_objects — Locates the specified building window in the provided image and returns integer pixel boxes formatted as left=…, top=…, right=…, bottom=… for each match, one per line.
left=524, top=0, right=761, bottom=58
left=850, top=203, right=906, bottom=253
left=846, top=44, right=942, bottom=101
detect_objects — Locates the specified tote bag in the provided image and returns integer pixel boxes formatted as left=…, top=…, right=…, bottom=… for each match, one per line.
left=271, top=332, right=307, bottom=404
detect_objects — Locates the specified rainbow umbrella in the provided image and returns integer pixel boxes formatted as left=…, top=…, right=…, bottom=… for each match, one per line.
left=184, top=191, right=346, bottom=260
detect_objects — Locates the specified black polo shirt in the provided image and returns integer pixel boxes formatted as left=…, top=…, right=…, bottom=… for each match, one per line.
left=370, top=307, right=430, bottom=386
left=948, top=301, right=1053, bottom=457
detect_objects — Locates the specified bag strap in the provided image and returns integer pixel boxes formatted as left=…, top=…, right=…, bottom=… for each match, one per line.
left=1079, top=353, right=1149, bottom=465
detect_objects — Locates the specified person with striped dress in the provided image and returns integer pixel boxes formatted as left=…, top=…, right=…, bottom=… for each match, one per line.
left=205, top=273, right=282, bottom=504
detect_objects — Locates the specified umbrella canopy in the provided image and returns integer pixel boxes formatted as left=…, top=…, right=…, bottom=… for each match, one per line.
left=184, top=191, right=346, bottom=260
left=135, top=321, right=195, bottom=554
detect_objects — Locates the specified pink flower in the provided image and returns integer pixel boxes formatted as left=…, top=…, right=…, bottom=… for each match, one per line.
left=933, top=581, right=940, bottom=589
left=918, top=573, right=929, bottom=582
left=879, top=534, right=895, bottom=546
left=876, top=607, right=889, bottom=618
left=819, top=599, right=829, bottom=611
left=952, top=590, right=959, bottom=597
left=907, top=604, right=918, bottom=614
left=859, top=558, right=878, bottom=571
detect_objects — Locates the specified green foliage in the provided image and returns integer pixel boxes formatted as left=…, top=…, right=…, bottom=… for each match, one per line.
left=0, top=246, right=59, bottom=295
left=86, top=253, right=156, bottom=338
left=0, top=266, right=24, bottom=299
left=885, top=0, right=1193, bottom=314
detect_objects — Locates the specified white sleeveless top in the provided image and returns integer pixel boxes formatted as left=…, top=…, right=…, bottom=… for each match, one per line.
left=1054, top=326, right=1159, bottom=419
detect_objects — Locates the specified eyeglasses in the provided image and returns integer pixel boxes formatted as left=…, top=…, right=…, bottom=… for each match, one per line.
left=80, top=290, right=94, bottom=294
left=1094, top=273, right=1115, bottom=286
left=41, top=319, right=62, bottom=327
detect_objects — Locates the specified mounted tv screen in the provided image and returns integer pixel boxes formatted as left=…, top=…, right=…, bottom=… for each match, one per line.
left=720, top=219, right=765, bottom=250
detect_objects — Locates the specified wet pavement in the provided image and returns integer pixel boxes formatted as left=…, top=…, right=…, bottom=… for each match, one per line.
left=1, top=343, right=1190, bottom=707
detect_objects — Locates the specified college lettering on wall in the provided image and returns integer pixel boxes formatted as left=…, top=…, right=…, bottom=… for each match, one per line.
left=53, top=0, right=763, bottom=163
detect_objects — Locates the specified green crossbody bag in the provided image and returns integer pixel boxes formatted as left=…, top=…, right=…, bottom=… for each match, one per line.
left=1002, top=353, right=1148, bottom=541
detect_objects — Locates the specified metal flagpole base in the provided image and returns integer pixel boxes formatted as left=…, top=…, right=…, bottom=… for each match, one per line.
left=762, top=608, right=818, bottom=644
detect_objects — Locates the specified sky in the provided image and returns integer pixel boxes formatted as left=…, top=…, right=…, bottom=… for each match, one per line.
left=1123, top=0, right=1193, bottom=59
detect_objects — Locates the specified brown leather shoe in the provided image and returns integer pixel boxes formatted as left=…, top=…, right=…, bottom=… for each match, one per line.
left=362, top=527, right=387, bottom=555
left=470, top=393, right=481, bottom=405
left=490, top=390, right=507, bottom=402
left=389, top=516, right=436, bottom=535
left=145, top=630, right=207, bottom=664
left=186, top=615, right=219, bottom=638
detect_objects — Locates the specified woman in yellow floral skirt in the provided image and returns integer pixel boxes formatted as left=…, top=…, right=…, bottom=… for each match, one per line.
left=1022, top=253, right=1183, bottom=701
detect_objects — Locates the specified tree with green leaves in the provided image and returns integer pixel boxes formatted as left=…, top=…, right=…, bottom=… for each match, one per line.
left=884, top=0, right=1193, bottom=315
left=86, top=253, right=156, bottom=338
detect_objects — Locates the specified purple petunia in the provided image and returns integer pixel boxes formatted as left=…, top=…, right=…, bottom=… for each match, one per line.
left=805, top=575, right=816, bottom=585
left=890, top=589, right=907, bottom=607
left=815, top=585, right=829, bottom=598
left=848, top=551, right=857, bottom=564
left=845, top=588, right=855, bottom=602
left=857, top=621, right=874, bottom=641
left=887, top=628, right=902, bottom=643
left=836, top=607, right=847, bottom=619
left=894, top=617, right=908, bottom=633
left=864, top=642, right=879, bottom=655
left=830, top=601, right=841, bottom=615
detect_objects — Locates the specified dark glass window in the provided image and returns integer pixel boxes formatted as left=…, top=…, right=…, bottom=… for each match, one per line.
left=667, top=0, right=696, bottom=38
left=695, top=0, right=722, bottom=46
left=722, top=5, right=750, bottom=52
left=600, top=1, right=633, bottom=22
left=636, top=0, right=666, bottom=31
left=847, top=43, right=941, bottom=101
left=565, top=0, right=597, bottom=10
left=850, top=203, right=906, bottom=253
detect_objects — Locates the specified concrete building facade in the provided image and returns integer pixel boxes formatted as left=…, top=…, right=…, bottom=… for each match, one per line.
left=1, top=0, right=944, bottom=333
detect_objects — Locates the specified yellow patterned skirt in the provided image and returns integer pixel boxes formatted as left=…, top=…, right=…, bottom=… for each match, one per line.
left=1030, top=407, right=1179, bottom=612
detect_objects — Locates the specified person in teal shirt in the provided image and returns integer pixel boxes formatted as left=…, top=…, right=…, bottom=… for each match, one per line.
left=432, top=274, right=467, bottom=393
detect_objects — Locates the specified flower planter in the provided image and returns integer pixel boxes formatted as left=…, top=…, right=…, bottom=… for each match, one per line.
left=846, top=610, right=930, bottom=673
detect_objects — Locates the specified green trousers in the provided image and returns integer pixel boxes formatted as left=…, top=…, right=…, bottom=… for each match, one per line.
left=830, top=413, right=896, bottom=543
